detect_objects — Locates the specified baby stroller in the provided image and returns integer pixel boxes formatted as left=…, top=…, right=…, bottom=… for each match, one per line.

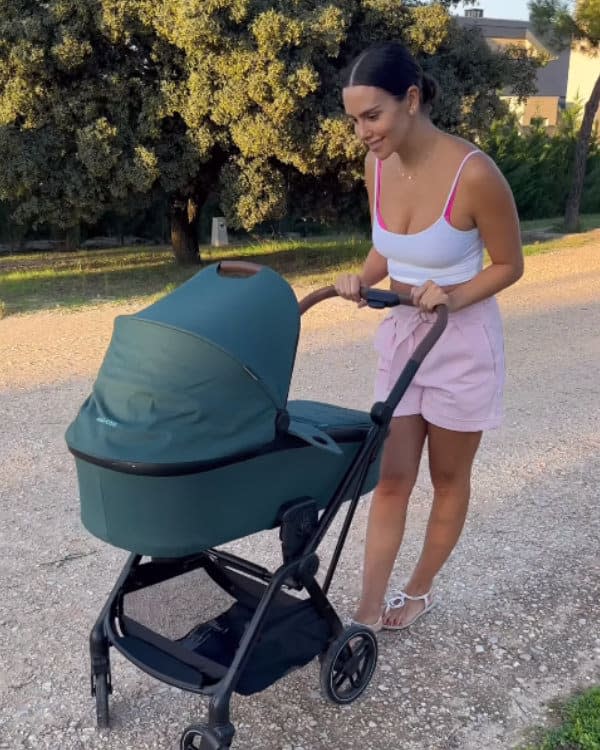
left=65, top=260, right=447, bottom=750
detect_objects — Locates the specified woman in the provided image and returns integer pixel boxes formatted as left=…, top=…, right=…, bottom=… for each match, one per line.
left=335, top=42, right=523, bottom=631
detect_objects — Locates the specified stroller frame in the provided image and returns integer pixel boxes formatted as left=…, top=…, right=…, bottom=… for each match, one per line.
left=86, top=269, right=447, bottom=750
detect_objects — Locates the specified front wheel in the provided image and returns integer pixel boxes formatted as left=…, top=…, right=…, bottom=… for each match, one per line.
left=180, top=723, right=230, bottom=750
left=319, top=625, right=378, bottom=705
left=94, top=672, right=110, bottom=729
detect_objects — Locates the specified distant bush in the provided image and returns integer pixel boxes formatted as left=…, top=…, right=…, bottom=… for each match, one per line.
left=481, top=109, right=600, bottom=220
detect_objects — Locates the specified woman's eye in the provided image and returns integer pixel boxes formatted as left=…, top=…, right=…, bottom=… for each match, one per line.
left=368, top=113, right=379, bottom=121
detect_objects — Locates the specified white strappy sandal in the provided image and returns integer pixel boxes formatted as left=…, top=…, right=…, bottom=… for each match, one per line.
left=383, top=590, right=435, bottom=631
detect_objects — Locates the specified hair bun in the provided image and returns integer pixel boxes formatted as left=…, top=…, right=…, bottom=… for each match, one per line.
left=421, top=73, right=439, bottom=107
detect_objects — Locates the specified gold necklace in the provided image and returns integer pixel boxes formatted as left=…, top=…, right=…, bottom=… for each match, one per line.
left=397, top=166, right=415, bottom=181
left=396, top=142, right=437, bottom=182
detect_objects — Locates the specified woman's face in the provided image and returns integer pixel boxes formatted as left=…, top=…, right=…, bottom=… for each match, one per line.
left=342, top=84, right=419, bottom=158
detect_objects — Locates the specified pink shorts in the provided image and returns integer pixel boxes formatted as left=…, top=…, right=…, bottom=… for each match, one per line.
left=373, top=297, right=505, bottom=432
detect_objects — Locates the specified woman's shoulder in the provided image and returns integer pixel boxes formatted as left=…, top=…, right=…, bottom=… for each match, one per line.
left=364, top=150, right=376, bottom=183
left=441, top=133, right=480, bottom=161
left=441, top=134, right=501, bottom=182
left=364, top=149, right=376, bottom=171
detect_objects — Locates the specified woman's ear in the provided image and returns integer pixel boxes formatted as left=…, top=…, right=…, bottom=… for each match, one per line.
left=406, top=84, right=420, bottom=115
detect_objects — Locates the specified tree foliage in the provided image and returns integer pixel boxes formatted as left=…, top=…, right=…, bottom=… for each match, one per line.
left=0, top=2, right=161, bottom=235
left=0, top=1, right=540, bottom=261
left=481, top=107, right=600, bottom=219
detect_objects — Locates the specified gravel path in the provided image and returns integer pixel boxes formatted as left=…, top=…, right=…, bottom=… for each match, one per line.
left=1, top=242, right=599, bottom=750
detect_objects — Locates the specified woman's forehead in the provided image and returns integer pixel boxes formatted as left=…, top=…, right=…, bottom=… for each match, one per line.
left=342, top=85, right=389, bottom=114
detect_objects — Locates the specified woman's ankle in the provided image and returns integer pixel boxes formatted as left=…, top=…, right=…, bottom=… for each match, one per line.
left=354, top=599, right=383, bottom=623
left=403, top=577, right=434, bottom=597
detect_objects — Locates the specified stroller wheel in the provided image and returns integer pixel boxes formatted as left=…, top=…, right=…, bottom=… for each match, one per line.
left=94, top=672, right=110, bottom=729
left=319, top=625, right=378, bottom=705
left=180, top=723, right=228, bottom=750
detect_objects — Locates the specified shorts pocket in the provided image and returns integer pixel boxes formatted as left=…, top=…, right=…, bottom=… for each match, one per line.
left=373, top=314, right=396, bottom=364
left=452, top=318, right=496, bottom=381
left=483, top=320, right=505, bottom=397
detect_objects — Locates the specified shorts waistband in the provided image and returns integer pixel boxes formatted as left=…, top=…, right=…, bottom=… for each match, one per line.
left=390, top=296, right=497, bottom=325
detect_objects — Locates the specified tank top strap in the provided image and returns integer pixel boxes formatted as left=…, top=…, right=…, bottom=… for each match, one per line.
left=443, top=150, right=482, bottom=222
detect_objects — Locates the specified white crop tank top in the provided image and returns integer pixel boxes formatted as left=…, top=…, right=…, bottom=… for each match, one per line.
left=372, top=150, right=484, bottom=286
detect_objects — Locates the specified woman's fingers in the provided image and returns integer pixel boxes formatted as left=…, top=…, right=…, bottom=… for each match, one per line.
left=412, top=281, right=448, bottom=311
left=335, top=273, right=362, bottom=302
left=411, top=282, right=430, bottom=306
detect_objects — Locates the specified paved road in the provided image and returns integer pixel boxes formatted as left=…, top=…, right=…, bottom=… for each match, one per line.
left=1, top=241, right=599, bottom=749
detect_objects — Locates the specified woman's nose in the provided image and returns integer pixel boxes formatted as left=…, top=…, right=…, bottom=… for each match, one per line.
left=356, top=120, right=372, bottom=142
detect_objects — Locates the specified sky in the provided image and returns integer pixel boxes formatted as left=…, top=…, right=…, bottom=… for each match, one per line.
left=452, top=0, right=531, bottom=21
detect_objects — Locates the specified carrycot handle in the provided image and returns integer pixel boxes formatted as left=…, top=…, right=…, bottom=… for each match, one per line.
left=218, top=260, right=264, bottom=277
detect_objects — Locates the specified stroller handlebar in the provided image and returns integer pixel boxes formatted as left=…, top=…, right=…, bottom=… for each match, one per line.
left=218, top=262, right=413, bottom=310
left=218, top=264, right=447, bottom=353
left=299, top=285, right=428, bottom=314
left=299, top=285, right=449, bottom=368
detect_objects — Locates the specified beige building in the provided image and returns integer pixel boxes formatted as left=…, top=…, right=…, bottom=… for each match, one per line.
left=459, top=10, right=600, bottom=132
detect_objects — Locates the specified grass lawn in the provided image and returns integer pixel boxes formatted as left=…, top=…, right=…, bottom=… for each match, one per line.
left=1, top=214, right=599, bottom=317
left=520, top=687, right=600, bottom=750
left=521, top=214, right=600, bottom=233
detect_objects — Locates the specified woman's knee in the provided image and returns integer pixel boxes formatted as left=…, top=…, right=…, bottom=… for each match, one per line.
left=429, top=467, right=471, bottom=496
left=427, top=425, right=481, bottom=496
left=374, top=474, right=416, bottom=504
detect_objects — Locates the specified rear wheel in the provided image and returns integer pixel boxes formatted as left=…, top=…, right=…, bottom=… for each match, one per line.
left=319, top=625, right=378, bottom=705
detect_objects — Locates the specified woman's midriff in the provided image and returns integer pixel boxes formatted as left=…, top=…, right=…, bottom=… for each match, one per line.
left=389, top=279, right=465, bottom=296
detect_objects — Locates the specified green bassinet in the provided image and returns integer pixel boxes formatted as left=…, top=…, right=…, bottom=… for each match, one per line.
left=66, top=264, right=381, bottom=557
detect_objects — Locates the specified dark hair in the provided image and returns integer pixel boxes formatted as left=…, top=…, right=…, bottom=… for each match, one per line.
left=343, top=42, right=438, bottom=111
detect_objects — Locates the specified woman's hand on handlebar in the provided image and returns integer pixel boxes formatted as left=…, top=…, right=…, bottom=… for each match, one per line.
left=411, top=280, right=454, bottom=312
left=334, top=273, right=366, bottom=306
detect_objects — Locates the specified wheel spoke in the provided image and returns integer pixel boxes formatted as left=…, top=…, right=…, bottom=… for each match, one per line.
left=354, top=658, right=367, bottom=681
left=354, top=642, right=372, bottom=662
left=333, top=667, right=350, bottom=690
left=349, top=671, right=362, bottom=689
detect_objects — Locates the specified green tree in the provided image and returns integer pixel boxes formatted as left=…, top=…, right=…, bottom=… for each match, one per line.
left=0, top=1, right=164, bottom=249
left=140, top=0, right=539, bottom=246
left=0, top=1, right=539, bottom=263
left=530, top=0, right=600, bottom=231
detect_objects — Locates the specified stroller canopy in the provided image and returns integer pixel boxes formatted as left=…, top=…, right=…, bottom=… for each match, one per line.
left=66, top=264, right=301, bottom=466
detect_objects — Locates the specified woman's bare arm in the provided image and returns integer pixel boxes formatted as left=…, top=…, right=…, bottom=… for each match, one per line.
left=447, top=155, right=524, bottom=311
left=336, top=153, right=388, bottom=300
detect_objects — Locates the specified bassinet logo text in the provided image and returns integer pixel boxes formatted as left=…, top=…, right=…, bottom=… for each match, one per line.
left=96, top=417, right=118, bottom=428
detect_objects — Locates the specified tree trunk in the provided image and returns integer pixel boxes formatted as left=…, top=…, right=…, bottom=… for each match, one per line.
left=564, top=72, right=600, bottom=233
left=65, top=223, right=80, bottom=251
left=170, top=195, right=200, bottom=265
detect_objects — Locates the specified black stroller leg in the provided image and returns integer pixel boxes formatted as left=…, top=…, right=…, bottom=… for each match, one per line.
left=90, top=553, right=142, bottom=728
left=90, top=618, right=111, bottom=729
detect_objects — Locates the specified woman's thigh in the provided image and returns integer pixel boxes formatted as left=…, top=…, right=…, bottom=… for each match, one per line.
left=427, top=423, right=482, bottom=488
left=379, top=414, right=428, bottom=486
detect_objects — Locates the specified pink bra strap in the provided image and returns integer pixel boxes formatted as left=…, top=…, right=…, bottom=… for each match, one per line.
left=443, top=150, right=481, bottom=223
